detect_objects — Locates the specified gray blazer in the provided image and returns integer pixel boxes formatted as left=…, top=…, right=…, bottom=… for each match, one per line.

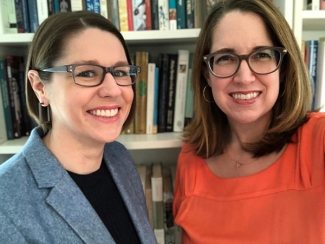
left=0, top=127, right=156, bottom=244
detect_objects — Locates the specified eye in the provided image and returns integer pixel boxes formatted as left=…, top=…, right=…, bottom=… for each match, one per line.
left=113, top=70, right=129, bottom=77
left=76, top=70, right=96, bottom=77
left=252, top=50, right=273, bottom=60
left=215, top=54, right=236, bottom=64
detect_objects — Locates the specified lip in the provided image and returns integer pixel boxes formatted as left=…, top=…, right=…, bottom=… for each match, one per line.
left=229, top=91, right=261, bottom=104
left=87, top=105, right=121, bottom=120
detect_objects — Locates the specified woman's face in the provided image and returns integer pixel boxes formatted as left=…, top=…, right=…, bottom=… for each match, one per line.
left=43, top=28, right=134, bottom=145
left=207, top=11, right=280, bottom=128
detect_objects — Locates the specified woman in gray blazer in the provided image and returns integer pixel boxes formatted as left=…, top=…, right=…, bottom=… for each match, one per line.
left=0, top=11, right=156, bottom=244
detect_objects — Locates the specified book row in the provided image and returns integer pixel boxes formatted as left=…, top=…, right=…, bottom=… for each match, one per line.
left=136, top=162, right=181, bottom=244
left=302, top=37, right=325, bottom=111
left=0, top=0, right=219, bottom=34
left=122, top=50, right=194, bottom=135
left=304, top=0, right=325, bottom=10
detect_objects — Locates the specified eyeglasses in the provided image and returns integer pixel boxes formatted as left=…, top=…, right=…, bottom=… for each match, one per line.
left=41, top=64, right=141, bottom=87
left=203, top=47, right=287, bottom=78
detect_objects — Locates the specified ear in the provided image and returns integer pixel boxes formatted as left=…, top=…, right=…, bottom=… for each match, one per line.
left=28, top=70, right=50, bottom=105
left=203, top=67, right=212, bottom=87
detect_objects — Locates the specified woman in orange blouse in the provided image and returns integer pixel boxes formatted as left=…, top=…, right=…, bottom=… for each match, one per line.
left=173, top=0, right=325, bottom=243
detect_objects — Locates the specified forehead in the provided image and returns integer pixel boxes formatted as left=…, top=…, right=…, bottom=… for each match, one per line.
left=211, top=11, right=273, bottom=53
left=58, top=28, right=127, bottom=65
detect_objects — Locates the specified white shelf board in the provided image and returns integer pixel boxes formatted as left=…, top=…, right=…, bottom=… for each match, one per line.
left=0, top=29, right=201, bottom=45
left=0, top=132, right=183, bottom=154
left=302, top=10, right=325, bottom=31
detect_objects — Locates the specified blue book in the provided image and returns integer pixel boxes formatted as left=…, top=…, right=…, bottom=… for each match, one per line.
left=86, top=0, right=101, bottom=14
left=27, top=0, right=39, bottom=32
left=177, top=0, right=186, bottom=29
left=15, top=0, right=31, bottom=33
left=54, top=0, right=59, bottom=13
left=153, top=67, right=159, bottom=133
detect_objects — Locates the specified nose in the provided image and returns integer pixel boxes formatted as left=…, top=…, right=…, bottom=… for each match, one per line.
left=98, top=72, right=122, bottom=98
left=233, top=59, right=256, bottom=84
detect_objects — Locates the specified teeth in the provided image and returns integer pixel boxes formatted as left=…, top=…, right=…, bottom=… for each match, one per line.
left=232, top=92, right=259, bottom=100
left=90, top=109, right=118, bottom=117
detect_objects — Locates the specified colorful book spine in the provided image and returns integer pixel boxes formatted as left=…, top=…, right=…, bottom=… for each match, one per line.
left=169, top=0, right=177, bottom=30
left=0, top=60, right=10, bottom=142
left=135, top=51, right=149, bottom=134
left=173, top=50, right=189, bottom=132
left=176, top=0, right=186, bottom=29
left=53, top=0, right=59, bottom=13
left=157, top=53, right=169, bottom=133
left=315, top=37, right=325, bottom=112
left=86, top=0, right=101, bottom=14
left=127, top=0, right=134, bottom=31
left=145, top=0, right=152, bottom=30
left=158, top=0, right=169, bottom=30
left=153, top=67, right=159, bottom=134
left=118, top=0, right=129, bottom=31
left=28, top=0, right=39, bottom=32
left=184, top=53, right=194, bottom=126
left=146, top=63, right=156, bottom=134
left=166, top=54, right=178, bottom=132
left=132, top=0, right=147, bottom=30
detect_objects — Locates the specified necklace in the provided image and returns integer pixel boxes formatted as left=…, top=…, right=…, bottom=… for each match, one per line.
left=224, top=148, right=258, bottom=170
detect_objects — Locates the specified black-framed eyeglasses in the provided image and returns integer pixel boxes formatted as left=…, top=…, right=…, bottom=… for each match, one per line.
left=41, top=64, right=141, bottom=87
left=203, top=47, right=287, bottom=78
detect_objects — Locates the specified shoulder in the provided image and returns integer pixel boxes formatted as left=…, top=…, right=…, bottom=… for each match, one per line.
left=103, top=141, right=132, bottom=162
left=298, top=112, right=325, bottom=138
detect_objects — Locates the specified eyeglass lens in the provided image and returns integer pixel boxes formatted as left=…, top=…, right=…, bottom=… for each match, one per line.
left=208, top=48, right=281, bottom=77
left=73, top=65, right=137, bottom=86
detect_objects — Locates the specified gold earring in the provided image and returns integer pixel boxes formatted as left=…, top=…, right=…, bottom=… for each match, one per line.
left=203, top=85, right=214, bottom=103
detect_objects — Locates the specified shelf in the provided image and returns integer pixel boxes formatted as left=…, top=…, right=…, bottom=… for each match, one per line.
left=302, top=10, right=325, bottom=31
left=0, top=132, right=184, bottom=154
left=0, top=29, right=201, bottom=46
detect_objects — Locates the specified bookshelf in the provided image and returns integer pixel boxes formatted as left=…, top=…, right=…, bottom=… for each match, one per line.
left=1, top=1, right=324, bottom=164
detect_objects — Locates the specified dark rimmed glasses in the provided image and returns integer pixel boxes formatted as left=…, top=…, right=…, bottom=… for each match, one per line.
left=203, top=47, right=287, bottom=78
left=41, top=64, right=141, bottom=87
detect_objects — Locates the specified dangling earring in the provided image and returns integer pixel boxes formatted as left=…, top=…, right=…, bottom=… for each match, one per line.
left=39, top=102, right=51, bottom=123
left=203, top=85, right=214, bottom=103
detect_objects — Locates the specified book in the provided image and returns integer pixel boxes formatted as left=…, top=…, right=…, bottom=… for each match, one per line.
left=306, top=0, right=320, bottom=10
left=315, top=37, right=325, bottom=112
left=118, top=0, right=129, bottom=31
left=136, top=164, right=147, bottom=193
left=48, top=0, right=55, bottom=15
left=158, top=0, right=169, bottom=30
left=27, top=0, right=39, bottom=32
left=186, top=0, right=194, bottom=29
left=145, top=0, right=152, bottom=30
left=110, top=0, right=120, bottom=29
left=166, top=54, right=178, bottom=132
left=151, top=163, right=165, bottom=244
left=193, top=0, right=203, bottom=28
left=1, top=0, right=18, bottom=34
left=173, top=50, right=189, bottom=132
left=127, top=0, right=134, bottom=31
left=135, top=51, right=149, bottom=134
left=162, top=166, right=175, bottom=244
left=15, top=0, right=30, bottom=33
left=184, top=53, right=194, bottom=127
left=37, top=0, right=49, bottom=25
left=145, top=165, right=154, bottom=227
left=132, top=0, right=146, bottom=30
left=305, top=40, right=318, bottom=110
left=100, top=0, right=108, bottom=18
left=157, top=53, right=169, bottom=133
left=0, top=60, right=8, bottom=143
left=151, top=0, right=159, bottom=30
left=169, top=0, right=177, bottom=30
left=85, top=0, right=100, bottom=13
left=153, top=67, right=159, bottom=134
left=146, top=63, right=156, bottom=134
left=176, top=0, right=186, bottom=29
left=71, top=0, right=84, bottom=11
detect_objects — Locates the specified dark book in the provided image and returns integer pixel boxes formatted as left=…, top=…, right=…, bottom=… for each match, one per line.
left=27, top=0, right=39, bottom=32
left=157, top=53, right=169, bottom=133
left=166, top=54, right=178, bottom=132
left=151, top=0, right=159, bottom=30
left=48, top=0, right=55, bottom=15
left=186, top=0, right=194, bottom=29
left=176, top=0, right=186, bottom=29
left=15, top=0, right=30, bottom=33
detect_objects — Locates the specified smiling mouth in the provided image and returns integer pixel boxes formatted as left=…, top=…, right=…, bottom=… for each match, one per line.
left=231, top=92, right=260, bottom=100
left=89, top=108, right=119, bottom=118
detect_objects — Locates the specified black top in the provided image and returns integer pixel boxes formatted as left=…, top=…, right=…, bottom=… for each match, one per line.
left=68, top=161, right=141, bottom=244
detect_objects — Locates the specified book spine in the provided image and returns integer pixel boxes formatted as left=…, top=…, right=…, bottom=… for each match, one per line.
left=153, top=67, right=159, bottom=134
left=118, top=0, right=129, bottom=31
left=15, top=0, right=24, bottom=33
left=7, top=0, right=18, bottom=33
left=184, top=53, right=194, bottom=126
left=169, top=0, right=177, bottom=30
left=157, top=53, right=169, bottom=133
left=110, top=0, right=120, bottom=29
left=312, top=0, right=320, bottom=10
left=151, top=0, right=159, bottom=30
left=166, top=54, right=177, bottom=132
left=71, top=0, right=84, bottom=11
left=132, top=0, right=147, bottom=30
left=100, top=0, right=108, bottom=18
left=146, top=63, right=156, bottom=134
left=306, top=40, right=318, bottom=110
left=186, top=0, right=193, bottom=28
left=315, top=37, right=325, bottom=111
left=47, top=0, right=54, bottom=15
left=0, top=60, right=11, bottom=141
left=28, top=0, right=39, bottom=32
left=176, top=0, right=186, bottom=29
left=173, top=50, right=189, bottom=132
left=193, top=0, right=202, bottom=28
left=135, top=51, right=149, bottom=134
left=86, top=0, right=101, bottom=13
left=36, top=0, right=49, bottom=25
left=145, top=0, right=152, bottom=30
left=158, top=0, right=169, bottom=30
left=127, top=0, right=134, bottom=31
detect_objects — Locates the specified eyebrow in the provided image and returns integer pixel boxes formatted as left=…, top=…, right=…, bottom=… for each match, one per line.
left=213, top=45, right=272, bottom=54
left=73, top=60, right=130, bottom=66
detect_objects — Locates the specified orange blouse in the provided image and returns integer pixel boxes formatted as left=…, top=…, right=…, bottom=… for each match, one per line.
left=173, top=112, right=325, bottom=244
